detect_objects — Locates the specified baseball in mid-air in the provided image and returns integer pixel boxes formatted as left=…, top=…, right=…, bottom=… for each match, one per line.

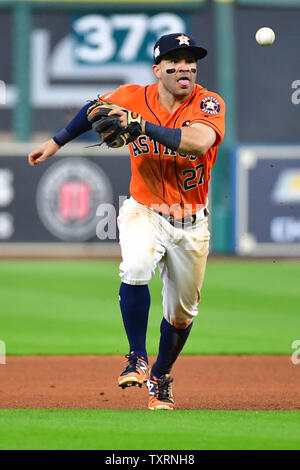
left=255, top=27, right=275, bottom=46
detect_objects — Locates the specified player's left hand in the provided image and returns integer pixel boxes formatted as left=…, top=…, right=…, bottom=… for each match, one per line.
left=107, top=108, right=145, bottom=133
left=107, top=108, right=129, bottom=128
left=87, top=101, right=143, bottom=148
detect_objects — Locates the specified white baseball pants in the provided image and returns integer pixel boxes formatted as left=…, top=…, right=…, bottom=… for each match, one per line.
left=118, top=197, right=210, bottom=325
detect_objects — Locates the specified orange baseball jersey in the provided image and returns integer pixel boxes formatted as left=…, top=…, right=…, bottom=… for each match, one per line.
left=100, top=83, right=225, bottom=217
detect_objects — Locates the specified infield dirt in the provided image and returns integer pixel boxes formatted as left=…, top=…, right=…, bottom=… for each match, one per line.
left=0, top=355, right=299, bottom=411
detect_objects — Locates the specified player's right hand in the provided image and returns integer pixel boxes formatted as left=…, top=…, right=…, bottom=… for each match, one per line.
left=28, top=138, right=61, bottom=167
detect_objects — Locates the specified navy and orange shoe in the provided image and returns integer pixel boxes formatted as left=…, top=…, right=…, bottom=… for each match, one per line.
left=147, top=374, right=175, bottom=410
left=118, top=352, right=149, bottom=389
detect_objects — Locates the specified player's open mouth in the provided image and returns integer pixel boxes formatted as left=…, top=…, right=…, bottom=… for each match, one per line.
left=177, top=77, right=190, bottom=87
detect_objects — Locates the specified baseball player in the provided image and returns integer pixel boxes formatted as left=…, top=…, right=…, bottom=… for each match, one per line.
left=28, top=33, right=225, bottom=410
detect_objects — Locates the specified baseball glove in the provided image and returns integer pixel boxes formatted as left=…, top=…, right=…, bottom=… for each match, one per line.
left=87, top=101, right=142, bottom=148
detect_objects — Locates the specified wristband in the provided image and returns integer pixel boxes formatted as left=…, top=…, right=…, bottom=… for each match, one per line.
left=52, top=128, right=72, bottom=147
left=145, top=122, right=181, bottom=151
left=53, top=100, right=97, bottom=146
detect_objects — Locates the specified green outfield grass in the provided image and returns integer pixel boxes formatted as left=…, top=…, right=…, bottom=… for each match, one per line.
left=0, top=409, right=299, bottom=450
left=0, top=260, right=299, bottom=355
left=1, top=260, right=299, bottom=451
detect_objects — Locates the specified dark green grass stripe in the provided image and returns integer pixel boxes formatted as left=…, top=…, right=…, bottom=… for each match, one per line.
left=1, top=260, right=300, bottom=354
left=0, top=409, right=299, bottom=450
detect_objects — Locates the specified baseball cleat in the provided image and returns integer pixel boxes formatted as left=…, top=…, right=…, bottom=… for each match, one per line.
left=147, top=374, right=175, bottom=410
left=118, top=352, right=149, bottom=388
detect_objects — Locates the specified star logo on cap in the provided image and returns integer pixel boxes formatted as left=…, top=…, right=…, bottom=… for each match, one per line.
left=154, top=46, right=160, bottom=59
left=176, top=34, right=190, bottom=46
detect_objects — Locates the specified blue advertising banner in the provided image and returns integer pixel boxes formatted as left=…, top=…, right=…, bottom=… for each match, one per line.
left=233, top=145, right=300, bottom=256
left=0, top=144, right=131, bottom=255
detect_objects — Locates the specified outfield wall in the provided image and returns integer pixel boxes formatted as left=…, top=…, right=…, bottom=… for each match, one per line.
left=232, top=145, right=300, bottom=257
left=1, top=143, right=300, bottom=258
left=0, top=143, right=130, bottom=257
left=0, top=1, right=299, bottom=254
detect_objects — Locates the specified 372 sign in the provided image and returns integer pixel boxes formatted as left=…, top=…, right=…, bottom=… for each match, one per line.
left=72, top=13, right=187, bottom=64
